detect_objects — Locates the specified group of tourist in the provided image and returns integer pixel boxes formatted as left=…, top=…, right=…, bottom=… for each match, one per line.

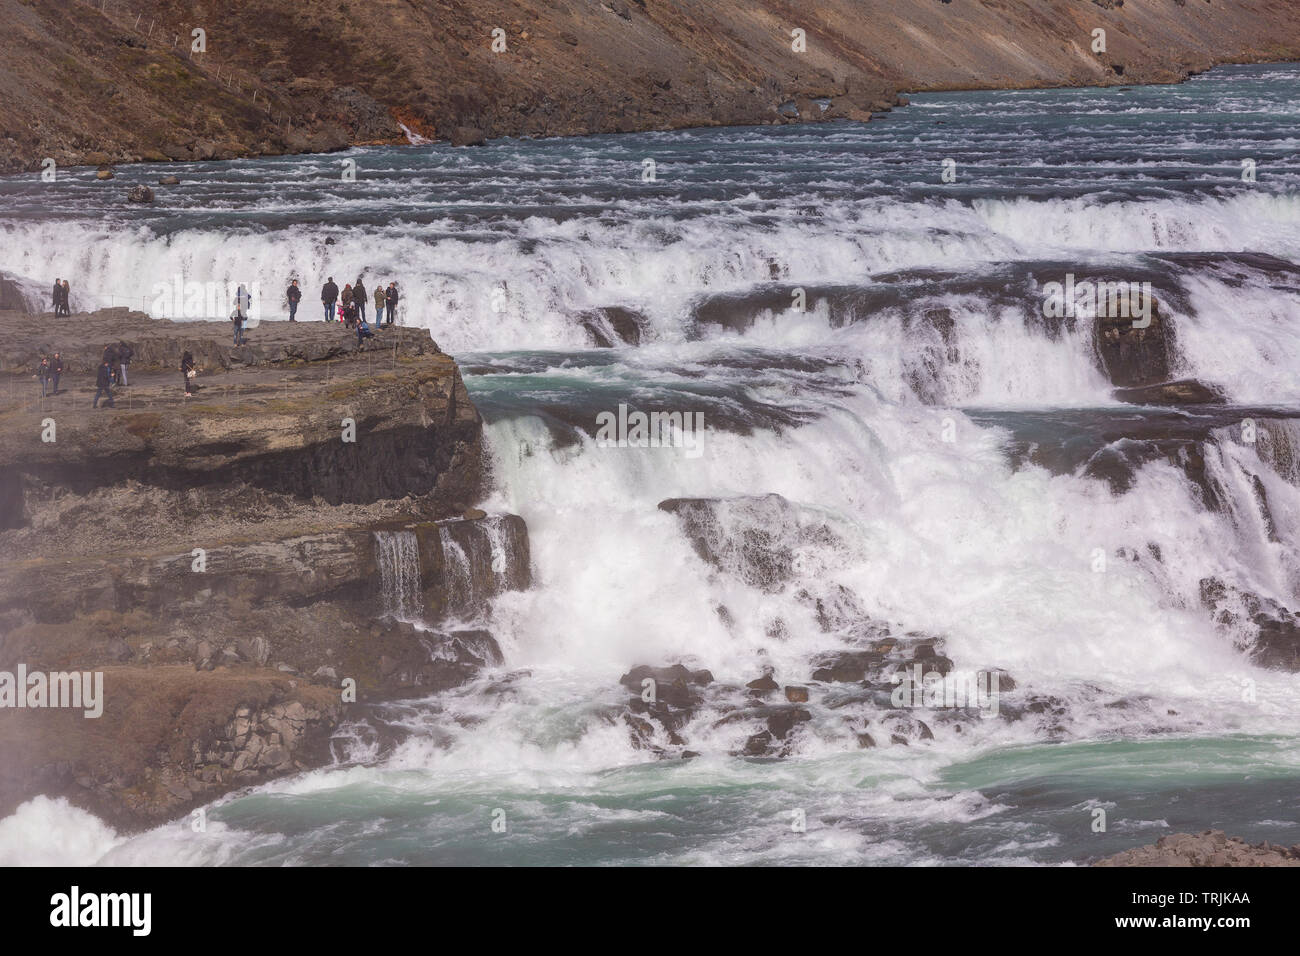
left=34, top=341, right=130, bottom=407
left=312, top=276, right=400, bottom=328
left=36, top=272, right=404, bottom=406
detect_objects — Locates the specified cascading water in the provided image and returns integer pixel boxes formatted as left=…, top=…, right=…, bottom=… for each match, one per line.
left=437, top=527, right=475, bottom=619
left=6, top=63, right=1300, bottom=867
left=373, top=530, right=423, bottom=622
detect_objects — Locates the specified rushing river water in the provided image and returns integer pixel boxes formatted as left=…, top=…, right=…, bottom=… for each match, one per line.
left=2, top=63, right=1300, bottom=866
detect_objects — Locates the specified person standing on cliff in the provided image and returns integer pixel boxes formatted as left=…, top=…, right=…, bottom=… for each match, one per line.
left=50, top=352, right=63, bottom=394
left=60, top=279, right=71, bottom=316
left=385, top=282, right=399, bottom=325
left=321, top=276, right=338, bottom=322
left=102, top=343, right=120, bottom=385
left=36, top=355, right=51, bottom=397
left=51, top=278, right=61, bottom=315
left=93, top=358, right=115, bottom=408
left=182, top=350, right=196, bottom=398
left=117, top=340, right=133, bottom=387
left=353, top=277, right=368, bottom=324
left=373, top=284, right=386, bottom=325
left=286, top=279, right=301, bottom=321
left=233, top=283, right=252, bottom=345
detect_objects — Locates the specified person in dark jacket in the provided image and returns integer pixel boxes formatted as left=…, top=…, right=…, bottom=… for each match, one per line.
left=93, top=360, right=115, bottom=408
left=181, top=350, right=196, bottom=397
left=59, top=279, right=70, bottom=316
left=385, top=282, right=399, bottom=325
left=321, top=277, right=338, bottom=322
left=356, top=315, right=374, bottom=346
left=116, top=340, right=133, bottom=386
left=102, top=343, right=119, bottom=385
left=36, top=356, right=51, bottom=397
left=51, top=279, right=61, bottom=314
left=286, top=280, right=301, bottom=321
left=353, top=278, right=367, bottom=323
left=50, top=352, right=63, bottom=394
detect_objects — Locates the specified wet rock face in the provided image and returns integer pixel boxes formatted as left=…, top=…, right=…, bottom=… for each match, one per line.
left=902, top=307, right=963, bottom=405
left=424, top=514, right=533, bottom=617
left=578, top=307, right=646, bottom=347
left=1200, top=577, right=1300, bottom=671
left=658, top=494, right=841, bottom=592
left=619, top=664, right=714, bottom=750
left=375, top=622, right=503, bottom=697
left=1094, top=296, right=1169, bottom=388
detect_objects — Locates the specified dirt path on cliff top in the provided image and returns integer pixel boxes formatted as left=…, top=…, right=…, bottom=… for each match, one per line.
left=2, top=0, right=1299, bottom=172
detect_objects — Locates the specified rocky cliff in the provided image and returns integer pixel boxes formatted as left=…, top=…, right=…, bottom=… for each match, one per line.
left=2, top=0, right=1299, bottom=171
left=0, top=311, right=531, bottom=829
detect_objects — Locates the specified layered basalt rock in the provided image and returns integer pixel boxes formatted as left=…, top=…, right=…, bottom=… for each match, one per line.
left=0, top=312, right=482, bottom=517
left=0, top=310, right=532, bottom=829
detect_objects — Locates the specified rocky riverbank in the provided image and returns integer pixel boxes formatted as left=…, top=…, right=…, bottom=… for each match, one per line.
left=0, top=310, right=531, bottom=830
left=1096, top=831, right=1300, bottom=866
left=3, top=0, right=1300, bottom=171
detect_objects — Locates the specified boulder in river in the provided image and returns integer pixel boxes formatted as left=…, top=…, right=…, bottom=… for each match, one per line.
left=127, top=185, right=154, bottom=203
left=95, top=166, right=114, bottom=180
left=158, top=175, right=180, bottom=185
left=449, top=126, right=487, bottom=147
left=1113, top=378, right=1225, bottom=406
left=1094, top=295, right=1171, bottom=387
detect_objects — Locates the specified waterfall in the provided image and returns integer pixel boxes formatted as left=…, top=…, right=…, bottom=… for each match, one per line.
left=373, top=530, right=423, bottom=621
left=437, top=527, right=474, bottom=617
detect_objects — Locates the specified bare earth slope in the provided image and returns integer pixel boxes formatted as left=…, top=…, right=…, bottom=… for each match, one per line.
left=2, top=0, right=1299, bottom=170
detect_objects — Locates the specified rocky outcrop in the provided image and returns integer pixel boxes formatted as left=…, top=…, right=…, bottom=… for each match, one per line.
left=1096, top=830, right=1300, bottom=867
left=1113, top=378, right=1225, bottom=406
left=4, top=0, right=1300, bottom=171
left=578, top=307, right=646, bottom=348
left=1200, top=577, right=1300, bottom=672
left=1094, top=296, right=1170, bottom=388
left=0, top=312, right=482, bottom=516
left=0, top=667, right=344, bottom=830
left=0, top=310, right=532, bottom=828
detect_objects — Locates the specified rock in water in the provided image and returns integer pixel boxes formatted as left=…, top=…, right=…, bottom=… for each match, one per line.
left=1113, top=378, right=1226, bottom=406
left=95, top=166, right=114, bottom=180
left=158, top=175, right=180, bottom=185
left=127, top=185, right=155, bottom=203
left=449, top=126, right=487, bottom=147
left=1094, top=295, right=1170, bottom=387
